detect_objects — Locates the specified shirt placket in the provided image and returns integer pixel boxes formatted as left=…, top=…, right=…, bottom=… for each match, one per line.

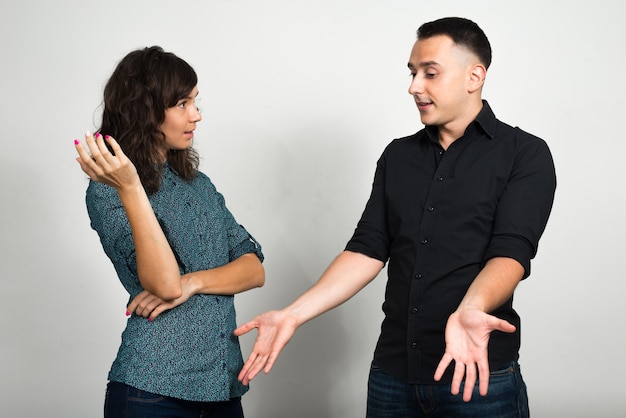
left=406, top=141, right=464, bottom=381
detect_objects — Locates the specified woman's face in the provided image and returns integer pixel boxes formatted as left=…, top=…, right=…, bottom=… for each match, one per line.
left=160, top=86, right=202, bottom=152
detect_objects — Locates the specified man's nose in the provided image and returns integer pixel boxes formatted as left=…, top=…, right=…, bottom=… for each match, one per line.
left=408, top=76, right=424, bottom=95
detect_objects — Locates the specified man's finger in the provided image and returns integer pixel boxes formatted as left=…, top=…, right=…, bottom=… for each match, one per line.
left=477, top=359, right=490, bottom=396
left=234, top=321, right=258, bottom=337
left=451, top=361, right=465, bottom=396
left=462, top=363, right=477, bottom=402
left=434, top=353, right=453, bottom=381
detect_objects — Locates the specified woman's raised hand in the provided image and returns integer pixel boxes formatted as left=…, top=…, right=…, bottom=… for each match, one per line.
left=74, top=132, right=140, bottom=191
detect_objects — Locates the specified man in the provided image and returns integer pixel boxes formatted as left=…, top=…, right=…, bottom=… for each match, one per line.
left=235, top=17, right=556, bottom=417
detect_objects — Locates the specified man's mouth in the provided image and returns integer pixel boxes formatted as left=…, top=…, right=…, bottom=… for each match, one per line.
left=416, top=101, right=433, bottom=110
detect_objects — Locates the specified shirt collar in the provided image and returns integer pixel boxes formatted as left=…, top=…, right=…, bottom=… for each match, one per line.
left=424, top=100, right=497, bottom=143
left=473, top=100, right=497, bottom=139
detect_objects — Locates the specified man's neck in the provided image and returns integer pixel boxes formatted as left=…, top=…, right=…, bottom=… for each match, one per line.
left=438, top=100, right=483, bottom=150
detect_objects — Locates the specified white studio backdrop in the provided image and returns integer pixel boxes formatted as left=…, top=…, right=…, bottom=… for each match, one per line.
left=1, top=0, right=625, bottom=416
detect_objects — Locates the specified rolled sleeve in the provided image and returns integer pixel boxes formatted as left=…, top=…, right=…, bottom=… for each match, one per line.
left=345, top=149, right=390, bottom=263
left=229, top=229, right=264, bottom=262
left=484, top=130, right=556, bottom=278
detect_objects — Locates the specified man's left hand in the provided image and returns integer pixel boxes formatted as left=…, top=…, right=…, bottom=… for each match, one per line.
left=434, top=308, right=516, bottom=402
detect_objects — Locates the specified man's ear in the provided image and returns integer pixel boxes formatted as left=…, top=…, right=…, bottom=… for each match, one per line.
left=467, top=64, right=487, bottom=93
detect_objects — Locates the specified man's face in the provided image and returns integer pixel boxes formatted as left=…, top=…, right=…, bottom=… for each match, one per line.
left=407, top=35, right=478, bottom=131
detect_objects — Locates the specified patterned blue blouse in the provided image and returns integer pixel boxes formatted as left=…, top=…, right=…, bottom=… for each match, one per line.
left=86, top=164, right=263, bottom=402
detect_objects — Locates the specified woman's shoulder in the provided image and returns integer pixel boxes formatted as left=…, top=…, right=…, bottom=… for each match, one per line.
left=86, top=179, right=118, bottom=200
left=189, top=170, right=217, bottom=190
left=85, top=180, right=121, bottom=215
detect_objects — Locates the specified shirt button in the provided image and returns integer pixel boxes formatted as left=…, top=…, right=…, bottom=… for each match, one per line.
left=415, top=273, right=422, bottom=279
left=427, top=206, right=435, bottom=212
left=437, top=176, right=444, bottom=181
left=411, top=307, right=418, bottom=314
left=421, top=238, right=429, bottom=245
left=411, top=342, right=417, bottom=349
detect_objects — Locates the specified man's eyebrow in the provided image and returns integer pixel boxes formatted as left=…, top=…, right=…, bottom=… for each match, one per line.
left=408, top=60, right=441, bottom=69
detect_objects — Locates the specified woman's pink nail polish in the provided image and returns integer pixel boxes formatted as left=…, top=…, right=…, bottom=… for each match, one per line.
left=148, top=318, right=153, bottom=322
left=94, top=132, right=101, bottom=139
left=125, top=310, right=131, bottom=316
left=74, top=139, right=80, bottom=145
left=105, top=135, right=111, bottom=140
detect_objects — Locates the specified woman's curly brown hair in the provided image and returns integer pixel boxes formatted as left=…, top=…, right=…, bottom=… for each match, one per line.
left=99, top=46, right=200, bottom=194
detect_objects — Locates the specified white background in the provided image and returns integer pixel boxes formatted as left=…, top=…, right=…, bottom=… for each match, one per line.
left=1, top=1, right=625, bottom=417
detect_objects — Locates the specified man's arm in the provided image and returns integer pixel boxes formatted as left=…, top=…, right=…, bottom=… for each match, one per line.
left=234, top=250, right=384, bottom=385
left=434, top=256, right=524, bottom=402
left=436, top=132, right=556, bottom=401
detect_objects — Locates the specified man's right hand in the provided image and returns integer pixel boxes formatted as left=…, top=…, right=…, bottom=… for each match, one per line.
left=234, top=251, right=385, bottom=385
left=234, top=310, right=300, bottom=385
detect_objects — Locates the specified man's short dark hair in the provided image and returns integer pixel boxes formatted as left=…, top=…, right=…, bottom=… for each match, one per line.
left=417, top=17, right=492, bottom=69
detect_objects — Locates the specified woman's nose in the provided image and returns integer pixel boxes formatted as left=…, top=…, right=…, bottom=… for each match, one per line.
left=190, top=106, right=202, bottom=122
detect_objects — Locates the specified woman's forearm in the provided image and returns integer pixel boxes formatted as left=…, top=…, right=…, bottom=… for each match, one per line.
left=185, top=253, right=265, bottom=295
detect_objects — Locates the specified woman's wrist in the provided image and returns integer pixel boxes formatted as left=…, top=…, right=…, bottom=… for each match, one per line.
left=116, top=180, right=145, bottom=197
left=182, top=273, right=202, bottom=297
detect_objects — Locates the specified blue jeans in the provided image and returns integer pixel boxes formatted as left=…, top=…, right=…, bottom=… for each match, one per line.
left=366, top=361, right=529, bottom=418
left=104, top=382, right=244, bottom=418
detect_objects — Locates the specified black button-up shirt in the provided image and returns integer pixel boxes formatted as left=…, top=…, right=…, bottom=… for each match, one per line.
left=345, top=101, right=556, bottom=384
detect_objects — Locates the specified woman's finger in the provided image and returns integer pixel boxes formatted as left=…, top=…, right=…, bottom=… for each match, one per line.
left=102, top=134, right=124, bottom=157
left=94, top=132, right=115, bottom=162
left=74, top=137, right=92, bottom=162
left=95, top=133, right=135, bottom=173
left=74, top=138, right=101, bottom=178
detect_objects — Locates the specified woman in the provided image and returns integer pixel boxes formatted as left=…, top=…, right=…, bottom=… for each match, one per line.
left=74, top=46, right=264, bottom=417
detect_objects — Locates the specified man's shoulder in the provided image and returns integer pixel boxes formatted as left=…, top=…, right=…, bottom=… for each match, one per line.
left=480, top=101, right=547, bottom=145
left=493, top=119, right=549, bottom=148
left=387, top=129, right=429, bottom=148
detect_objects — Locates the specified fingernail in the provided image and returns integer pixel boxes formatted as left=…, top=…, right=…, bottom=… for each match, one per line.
left=105, top=135, right=111, bottom=140
left=148, top=318, right=153, bottom=322
left=125, top=310, right=131, bottom=316
left=94, top=132, right=101, bottom=139
left=85, top=130, right=91, bottom=137
left=74, top=139, right=80, bottom=145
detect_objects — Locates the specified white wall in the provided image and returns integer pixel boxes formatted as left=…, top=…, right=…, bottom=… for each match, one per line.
left=1, top=0, right=624, bottom=416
